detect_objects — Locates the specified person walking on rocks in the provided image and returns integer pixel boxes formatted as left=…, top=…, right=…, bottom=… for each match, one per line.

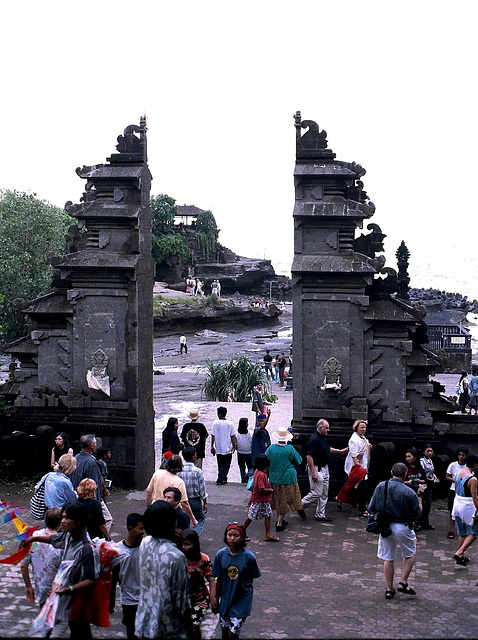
left=301, top=419, right=348, bottom=522
left=368, top=462, right=424, bottom=600
left=180, top=335, right=188, bottom=355
left=211, top=406, right=237, bottom=485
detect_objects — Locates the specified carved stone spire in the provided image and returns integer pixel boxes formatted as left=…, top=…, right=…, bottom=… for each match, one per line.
left=294, top=111, right=336, bottom=162
left=396, top=240, right=410, bottom=300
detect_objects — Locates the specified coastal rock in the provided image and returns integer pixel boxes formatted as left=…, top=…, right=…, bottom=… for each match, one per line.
left=153, top=300, right=282, bottom=336
left=410, top=287, right=478, bottom=314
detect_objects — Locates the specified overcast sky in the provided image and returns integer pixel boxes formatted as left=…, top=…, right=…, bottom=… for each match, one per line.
left=1, top=1, right=476, bottom=282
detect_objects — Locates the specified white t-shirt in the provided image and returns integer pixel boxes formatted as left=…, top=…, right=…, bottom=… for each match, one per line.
left=446, top=461, right=466, bottom=491
left=211, top=418, right=236, bottom=454
left=236, top=432, right=252, bottom=454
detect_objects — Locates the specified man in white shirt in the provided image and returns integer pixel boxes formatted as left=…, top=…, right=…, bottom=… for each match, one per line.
left=210, top=406, right=237, bottom=485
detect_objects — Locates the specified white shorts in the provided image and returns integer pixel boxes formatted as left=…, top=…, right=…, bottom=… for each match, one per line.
left=377, top=522, right=416, bottom=561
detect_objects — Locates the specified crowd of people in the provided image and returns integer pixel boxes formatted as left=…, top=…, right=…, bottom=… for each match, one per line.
left=16, top=408, right=478, bottom=638
left=184, top=277, right=221, bottom=298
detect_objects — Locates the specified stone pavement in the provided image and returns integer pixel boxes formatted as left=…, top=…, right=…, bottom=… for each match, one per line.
left=2, top=480, right=478, bottom=639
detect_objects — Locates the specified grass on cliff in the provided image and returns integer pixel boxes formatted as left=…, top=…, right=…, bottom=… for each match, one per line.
left=153, top=293, right=230, bottom=315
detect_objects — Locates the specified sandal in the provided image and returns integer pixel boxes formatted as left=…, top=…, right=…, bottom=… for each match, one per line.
left=244, top=536, right=251, bottom=542
left=454, top=554, right=470, bottom=566
left=447, top=531, right=455, bottom=539
left=336, top=498, right=343, bottom=511
left=385, top=589, right=395, bottom=599
left=359, top=511, right=369, bottom=517
left=397, top=582, right=416, bottom=595
left=264, top=536, right=280, bottom=542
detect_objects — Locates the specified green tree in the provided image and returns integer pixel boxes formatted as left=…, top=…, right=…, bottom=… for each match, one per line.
left=151, top=193, right=177, bottom=236
left=152, top=233, right=191, bottom=264
left=0, top=190, right=71, bottom=344
left=196, top=210, right=217, bottom=261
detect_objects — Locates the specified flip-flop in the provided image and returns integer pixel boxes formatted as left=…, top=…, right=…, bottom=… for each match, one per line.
left=264, top=536, right=280, bottom=542
left=447, top=532, right=455, bottom=539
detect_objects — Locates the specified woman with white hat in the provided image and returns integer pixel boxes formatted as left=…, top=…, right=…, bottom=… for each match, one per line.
left=265, top=427, right=304, bottom=532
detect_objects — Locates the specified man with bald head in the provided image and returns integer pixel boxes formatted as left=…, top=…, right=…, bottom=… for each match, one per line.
left=300, top=419, right=348, bottom=522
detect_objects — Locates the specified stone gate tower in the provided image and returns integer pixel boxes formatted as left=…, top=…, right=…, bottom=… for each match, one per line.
left=291, top=112, right=453, bottom=455
left=3, top=120, right=155, bottom=489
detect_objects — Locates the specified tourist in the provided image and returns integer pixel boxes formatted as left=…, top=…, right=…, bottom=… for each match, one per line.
left=445, top=446, right=469, bottom=539
left=19, top=501, right=101, bottom=639
left=41, top=453, right=78, bottom=509
left=368, top=462, right=423, bottom=600
left=181, top=409, right=209, bottom=469
left=178, top=446, right=208, bottom=535
left=419, top=444, right=439, bottom=530
left=77, top=478, right=110, bottom=541
left=251, top=410, right=272, bottom=466
left=403, top=448, right=427, bottom=530
left=456, top=370, right=470, bottom=413
left=236, top=417, right=253, bottom=483
left=70, top=434, right=103, bottom=501
left=468, top=368, right=478, bottom=415
left=216, top=279, right=221, bottom=298
left=210, top=406, right=237, bottom=485
left=145, top=455, right=198, bottom=527
left=242, top=453, right=279, bottom=542
left=336, top=419, right=371, bottom=517
left=162, top=416, right=183, bottom=455
left=263, top=350, right=273, bottom=381
left=51, top=432, right=73, bottom=470
left=451, top=453, right=478, bottom=565
left=163, top=486, right=191, bottom=531
left=180, top=334, right=188, bottom=355
left=265, top=426, right=304, bottom=530
left=95, top=445, right=114, bottom=532
left=20, top=507, right=62, bottom=608
left=251, top=382, right=265, bottom=420
left=182, top=529, right=216, bottom=640
left=110, top=513, right=144, bottom=640
left=211, top=523, right=261, bottom=639
left=278, top=352, right=287, bottom=387
left=273, top=355, right=280, bottom=383
left=211, top=280, right=218, bottom=296
left=135, top=501, right=193, bottom=640
left=301, top=419, right=348, bottom=522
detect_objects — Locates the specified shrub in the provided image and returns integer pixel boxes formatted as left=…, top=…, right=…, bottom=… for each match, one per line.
left=202, top=354, right=268, bottom=402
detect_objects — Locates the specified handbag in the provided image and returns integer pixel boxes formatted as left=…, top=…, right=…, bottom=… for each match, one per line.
left=366, top=480, right=392, bottom=537
left=30, top=476, right=47, bottom=520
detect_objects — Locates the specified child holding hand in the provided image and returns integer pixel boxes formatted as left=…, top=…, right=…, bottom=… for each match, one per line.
left=182, top=529, right=216, bottom=640
left=211, top=523, right=260, bottom=639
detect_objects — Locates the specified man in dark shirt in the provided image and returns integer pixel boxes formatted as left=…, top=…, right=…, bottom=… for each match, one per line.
left=301, top=419, right=348, bottom=522
left=180, top=409, right=208, bottom=469
left=263, top=350, right=273, bottom=380
left=368, top=462, right=423, bottom=599
left=163, top=487, right=190, bottom=531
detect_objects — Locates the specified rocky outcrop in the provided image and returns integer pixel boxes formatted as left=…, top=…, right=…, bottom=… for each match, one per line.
left=153, top=299, right=282, bottom=336
left=409, top=288, right=478, bottom=314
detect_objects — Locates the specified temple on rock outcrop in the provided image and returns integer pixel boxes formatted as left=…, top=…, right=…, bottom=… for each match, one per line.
left=291, top=112, right=475, bottom=489
left=1, top=120, right=155, bottom=488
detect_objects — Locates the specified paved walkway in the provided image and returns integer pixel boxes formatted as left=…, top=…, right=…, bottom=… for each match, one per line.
left=1, top=480, right=478, bottom=639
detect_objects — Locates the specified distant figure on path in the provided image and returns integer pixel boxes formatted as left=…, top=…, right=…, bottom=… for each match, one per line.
left=468, top=368, right=478, bottom=414
left=251, top=382, right=265, bottom=420
left=216, top=279, right=221, bottom=298
left=301, top=419, right=348, bottom=522
left=236, top=417, right=253, bottom=483
left=457, top=370, right=469, bottom=413
left=180, top=335, right=188, bottom=354
left=210, top=406, right=237, bottom=485
left=278, top=353, right=287, bottom=387
left=263, top=350, right=273, bottom=381
left=368, top=462, right=423, bottom=600
left=211, top=280, right=218, bottom=296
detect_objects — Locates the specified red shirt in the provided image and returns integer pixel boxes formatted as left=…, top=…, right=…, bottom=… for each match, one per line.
left=250, top=469, right=272, bottom=503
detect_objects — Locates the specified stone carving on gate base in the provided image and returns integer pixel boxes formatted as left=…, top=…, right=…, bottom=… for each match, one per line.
left=86, top=348, right=110, bottom=396
left=321, top=357, right=342, bottom=392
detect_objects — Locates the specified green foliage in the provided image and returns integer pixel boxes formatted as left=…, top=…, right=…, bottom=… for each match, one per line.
left=151, top=194, right=177, bottom=235
left=206, top=293, right=220, bottom=306
left=196, top=210, right=217, bottom=261
left=0, top=190, right=71, bottom=343
left=152, top=234, right=191, bottom=265
left=202, top=354, right=266, bottom=402
left=153, top=294, right=229, bottom=315
left=263, top=391, right=278, bottom=404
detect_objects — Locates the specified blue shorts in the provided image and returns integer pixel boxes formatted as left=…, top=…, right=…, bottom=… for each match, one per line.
left=377, top=522, right=416, bottom=561
left=454, top=515, right=478, bottom=538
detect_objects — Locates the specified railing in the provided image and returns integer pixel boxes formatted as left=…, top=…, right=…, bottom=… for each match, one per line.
left=426, top=324, right=471, bottom=352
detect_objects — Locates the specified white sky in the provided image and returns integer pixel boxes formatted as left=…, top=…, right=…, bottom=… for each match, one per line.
left=1, top=1, right=476, bottom=279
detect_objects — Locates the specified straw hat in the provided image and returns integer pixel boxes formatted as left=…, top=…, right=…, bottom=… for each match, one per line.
left=271, top=427, right=293, bottom=443
left=189, top=409, right=200, bottom=420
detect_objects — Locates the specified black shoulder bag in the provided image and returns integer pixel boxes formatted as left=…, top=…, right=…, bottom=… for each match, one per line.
left=366, top=480, right=392, bottom=538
